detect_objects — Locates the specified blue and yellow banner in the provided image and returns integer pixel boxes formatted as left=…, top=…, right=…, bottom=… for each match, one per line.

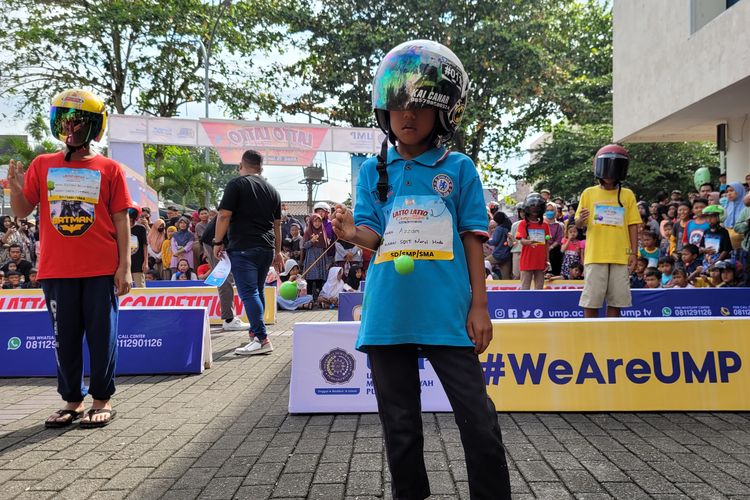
left=484, top=318, right=749, bottom=411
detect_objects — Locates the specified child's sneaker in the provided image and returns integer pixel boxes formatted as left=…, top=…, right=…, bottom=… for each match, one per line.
left=234, top=338, right=273, bottom=356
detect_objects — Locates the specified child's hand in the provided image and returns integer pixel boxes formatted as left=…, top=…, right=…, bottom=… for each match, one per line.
left=6, top=159, right=25, bottom=194
left=578, top=208, right=590, bottom=222
left=332, top=204, right=357, bottom=242
left=520, top=238, right=533, bottom=246
left=466, top=305, right=492, bottom=355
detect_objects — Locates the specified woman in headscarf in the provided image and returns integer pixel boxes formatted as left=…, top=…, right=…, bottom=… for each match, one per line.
left=318, top=266, right=350, bottom=308
left=302, top=213, right=329, bottom=300
left=161, top=226, right=177, bottom=280
left=147, top=219, right=166, bottom=278
left=277, top=259, right=314, bottom=310
left=345, top=264, right=363, bottom=291
left=725, top=182, right=747, bottom=250
left=170, top=217, right=195, bottom=271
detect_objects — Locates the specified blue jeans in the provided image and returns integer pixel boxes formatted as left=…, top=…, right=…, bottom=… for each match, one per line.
left=228, top=247, right=274, bottom=340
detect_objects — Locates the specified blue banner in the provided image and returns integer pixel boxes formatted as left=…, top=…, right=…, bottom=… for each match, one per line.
left=146, top=280, right=211, bottom=288
left=0, top=308, right=208, bottom=377
left=339, top=288, right=750, bottom=321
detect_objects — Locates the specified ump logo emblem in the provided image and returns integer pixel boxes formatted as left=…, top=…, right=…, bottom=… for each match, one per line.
left=432, top=174, right=453, bottom=197
left=320, top=348, right=356, bottom=384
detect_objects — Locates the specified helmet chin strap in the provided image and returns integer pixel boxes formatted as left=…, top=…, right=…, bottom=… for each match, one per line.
left=64, top=142, right=90, bottom=162
left=376, top=136, right=390, bottom=202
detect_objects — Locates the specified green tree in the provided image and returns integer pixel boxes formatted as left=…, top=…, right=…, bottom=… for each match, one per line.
left=0, top=137, right=60, bottom=165
left=0, top=0, right=289, bottom=118
left=283, top=0, right=612, bottom=162
left=523, top=123, right=718, bottom=202
left=148, top=152, right=217, bottom=207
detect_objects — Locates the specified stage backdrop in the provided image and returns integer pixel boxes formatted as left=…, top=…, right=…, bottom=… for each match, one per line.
left=0, top=308, right=211, bottom=377
left=338, top=288, right=750, bottom=321
left=0, top=286, right=277, bottom=326
left=289, top=318, right=750, bottom=413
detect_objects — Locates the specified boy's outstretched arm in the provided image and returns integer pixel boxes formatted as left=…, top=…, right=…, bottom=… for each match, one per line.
left=462, top=232, right=492, bottom=355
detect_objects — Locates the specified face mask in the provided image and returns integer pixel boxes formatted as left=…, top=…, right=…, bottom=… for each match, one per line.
left=719, top=197, right=729, bottom=207
left=281, top=210, right=288, bottom=217
left=544, top=211, right=555, bottom=219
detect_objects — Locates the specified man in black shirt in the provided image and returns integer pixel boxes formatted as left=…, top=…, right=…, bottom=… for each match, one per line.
left=213, top=150, right=283, bottom=356
left=129, top=209, right=148, bottom=287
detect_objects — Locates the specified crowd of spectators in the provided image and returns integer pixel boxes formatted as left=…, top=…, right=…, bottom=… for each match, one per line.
left=484, top=176, right=750, bottom=288
left=0, top=215, right=40, bottom=289
left=4, top=172, right=749, bottom=293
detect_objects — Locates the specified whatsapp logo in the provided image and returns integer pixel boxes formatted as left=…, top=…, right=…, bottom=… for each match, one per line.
left=661, top=307, right=672, bottom=317
left=7, top=337, right=21, bottom=350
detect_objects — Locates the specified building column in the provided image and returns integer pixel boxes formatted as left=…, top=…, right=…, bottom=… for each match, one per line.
left=725, top=115, right=750, bottom=184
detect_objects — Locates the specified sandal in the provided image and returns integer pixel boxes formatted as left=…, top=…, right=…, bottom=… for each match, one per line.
left=45, top=409, right=84, bottom=428
left=79, top=408, right=117, bottom=429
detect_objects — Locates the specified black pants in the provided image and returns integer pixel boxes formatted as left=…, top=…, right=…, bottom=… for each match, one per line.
left=41, top=276, right=119, bottom=402
left=367, top=345, right=512, bottom=500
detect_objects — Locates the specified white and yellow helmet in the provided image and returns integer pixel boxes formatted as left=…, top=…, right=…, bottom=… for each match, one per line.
left=49, top=89, right=107, bottom=147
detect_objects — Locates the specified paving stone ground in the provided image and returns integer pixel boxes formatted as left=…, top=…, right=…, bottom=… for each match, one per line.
left=1, top=309, right=750, bottom=499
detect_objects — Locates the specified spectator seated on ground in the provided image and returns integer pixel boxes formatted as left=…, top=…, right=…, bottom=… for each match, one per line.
left=145, top=270, right=159, bottom=281
left=715, top=260, right=741, bottom=287
left=277, top=259, right=313, bottom=311
left=22, top=269, right=41, bottom=289
left=170, top=258, right=198, bottom=281
left=568, top=263, right=584, bottom=280
left=2, top=271, right=22, bottom=289
left=670, top=268, right=693, bottom=288
left=657, top=256, right=675, bottom=287
left=644, top=267, right=662, bottom=289
left=630, top=257, right=648, bottom=289
left=317, top=266, right=352, bottom=309
left=345, top=265, right=364, bottom=291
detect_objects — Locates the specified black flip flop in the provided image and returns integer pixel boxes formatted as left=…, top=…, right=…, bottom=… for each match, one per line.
left=44, top=409, right=84, bottom=428
left=79, top=408, right=117, bottom=429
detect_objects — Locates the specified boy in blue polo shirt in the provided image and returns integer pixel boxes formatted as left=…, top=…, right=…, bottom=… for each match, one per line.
left=333, top=40, right=511, bottom=500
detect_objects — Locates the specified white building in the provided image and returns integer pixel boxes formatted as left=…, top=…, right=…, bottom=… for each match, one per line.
left=613, top=0, right=750, bottom=183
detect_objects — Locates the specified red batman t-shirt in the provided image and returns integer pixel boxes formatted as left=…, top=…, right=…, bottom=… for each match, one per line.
left=23, top=152, right=134, bottom=279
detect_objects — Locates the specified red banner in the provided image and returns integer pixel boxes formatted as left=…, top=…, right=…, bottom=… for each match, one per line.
left=201, top=122, right=331, bottom=166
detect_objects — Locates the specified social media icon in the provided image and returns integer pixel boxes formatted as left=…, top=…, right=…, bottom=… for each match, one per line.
left=494, top=309, right=506, bottom=319
left=7, top=337, right=21, bottom=350
left=522, top=310, right=531, bottom=318
left=508, top=309, right=518, bottom=319
left=533, top=309, right=543, bottom=318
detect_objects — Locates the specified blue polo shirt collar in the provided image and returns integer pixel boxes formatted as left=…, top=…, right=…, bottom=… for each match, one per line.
left=386, top=146, right=449, bottom=167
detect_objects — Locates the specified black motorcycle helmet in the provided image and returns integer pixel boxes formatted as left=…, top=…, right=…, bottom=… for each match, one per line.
left=523, top=193, right=546, bottom=218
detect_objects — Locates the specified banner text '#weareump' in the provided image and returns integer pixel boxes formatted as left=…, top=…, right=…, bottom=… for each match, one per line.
left=482, top=351, right=741, bottom=385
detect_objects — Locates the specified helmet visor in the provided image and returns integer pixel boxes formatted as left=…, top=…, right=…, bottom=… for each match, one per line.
left=594, top=153, right=629, bottom=180
left=373, top=50, right=463, bottom=112
left=50, top=107, right=102, bottom=146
